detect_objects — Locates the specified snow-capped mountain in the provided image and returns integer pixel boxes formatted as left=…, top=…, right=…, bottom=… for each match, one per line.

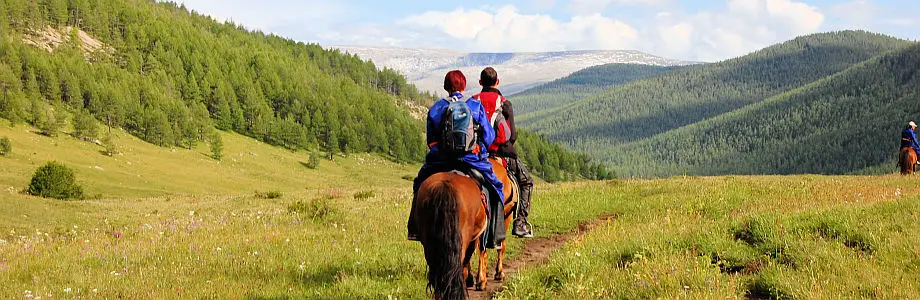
left=331, top=46, right=693, bottom=95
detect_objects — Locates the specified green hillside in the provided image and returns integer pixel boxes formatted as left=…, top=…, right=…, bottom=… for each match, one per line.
left=519, top=31, right=915, bottom=177
left=608, top=42, right=920, bottom=177
left=0, top=0, right=611, bottom=181
left=510, top=63, right=681, bottom=116
left=523, top=31, right=910, bottom=147
left=0, top=0, right=430, bottom=163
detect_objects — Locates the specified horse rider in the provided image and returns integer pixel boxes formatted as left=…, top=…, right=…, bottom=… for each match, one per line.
left=474, top=67, right=535, bottom=238
left=408, top=70, right=505, bottom=247
left=902, top=121, right=920, bottom=161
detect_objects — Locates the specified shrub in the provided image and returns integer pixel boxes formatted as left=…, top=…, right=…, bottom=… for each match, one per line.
left=72, top=109, right=98, bottom=140
left=101, top=133, right=119, bottom=156
left=353, top=190, right=376, bottom=200
left=287, top=196, right=341, bottom=222
left=0, top=136, right=10, bottom=156
left=210, top=131, right=223, bottom=160
left=256, top=190, right=282, bottom=199
left=27, top=161, right=84, bottom=200
left=305, top=151, right=320, bottom=169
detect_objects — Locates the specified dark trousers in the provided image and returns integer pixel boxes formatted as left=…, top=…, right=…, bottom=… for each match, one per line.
left=504, top=156, right=533, bottom=222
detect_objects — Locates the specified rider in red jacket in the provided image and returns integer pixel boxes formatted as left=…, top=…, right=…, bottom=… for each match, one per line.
left=474, top=67, right=535, bottom=238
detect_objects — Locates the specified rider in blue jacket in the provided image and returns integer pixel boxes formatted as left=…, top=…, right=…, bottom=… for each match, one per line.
left=408, top=70, right=505, bottom=246
left=902, top=121, right=920, bottom=156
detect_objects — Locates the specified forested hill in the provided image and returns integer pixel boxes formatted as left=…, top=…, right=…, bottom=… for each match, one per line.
left=0, top=0, right=433, bottom=162
left=0, top=0, right=612, bottom=181
left=610, top=42, right=920, bottom=177
left=522, top=31, right=911, bottom=147
left=511, top=64, right=682, bottom=117
left=516, top=30, right=917, bottom=177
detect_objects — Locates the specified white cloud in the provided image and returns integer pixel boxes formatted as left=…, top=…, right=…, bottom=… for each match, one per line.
left=364, top=0, right=823, bottom=61
left=641, top=0, right=824, bottom=61
left=394, top=5, right=639, bottom=52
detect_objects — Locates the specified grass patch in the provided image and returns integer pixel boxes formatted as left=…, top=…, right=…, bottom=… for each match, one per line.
left=353, top=190, right=376, bottom=200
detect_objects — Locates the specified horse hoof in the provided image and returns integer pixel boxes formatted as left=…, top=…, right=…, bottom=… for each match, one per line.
left=475, top=285, right=485, bottom=291
left=494, top=273, right=504, bottom=281
left=466, top=277, right=475, bottom=288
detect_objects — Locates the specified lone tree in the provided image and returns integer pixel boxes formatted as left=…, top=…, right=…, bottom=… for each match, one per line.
left=28, top=161, right=84, bottom=200
left=0, top=136, right=10, bottom=156
left=210, top=131, right=223, bottom=160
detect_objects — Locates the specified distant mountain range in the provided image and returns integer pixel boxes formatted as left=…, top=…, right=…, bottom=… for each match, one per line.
left=330, top=46, right=693, bottom=95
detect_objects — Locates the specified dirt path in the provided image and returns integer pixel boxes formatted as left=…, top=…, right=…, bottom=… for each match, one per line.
left=467, top=216, right=612, bottom=299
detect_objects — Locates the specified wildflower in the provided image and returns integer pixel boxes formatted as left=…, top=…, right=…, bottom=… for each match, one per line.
left=575, top=252, right=581, bottom=257
left=216, top=247, right=222, bottom=252
left=64, top=288, right=72, bottom=293
left=114, top=231, right=122, bottom=238
left=92, top=289, right=98, bottom=293
left=298, top=262, right=306, bottom=271
left=189, top=211, right=195, bottom=217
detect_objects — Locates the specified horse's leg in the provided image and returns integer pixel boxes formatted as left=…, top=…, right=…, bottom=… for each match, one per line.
left=476, top=245, right=489, bottom=291
left=464, top=240, right=477, bottom=288
left=495, top=240, right=507, bottom=281
left=495, top=214, right=513, bottom=281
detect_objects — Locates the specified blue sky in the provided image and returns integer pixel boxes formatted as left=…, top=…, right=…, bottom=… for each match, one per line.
left=173, top=0, right=919, bottom=61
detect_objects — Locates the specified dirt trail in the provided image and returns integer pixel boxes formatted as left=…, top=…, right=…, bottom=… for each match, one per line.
left=467, top=216, right=612, bottom=299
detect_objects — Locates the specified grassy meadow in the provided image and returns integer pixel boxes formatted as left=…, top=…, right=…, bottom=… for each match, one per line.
left=1, top=122, right=920, bottom=298
left=497, top=176, right=920, bottom=299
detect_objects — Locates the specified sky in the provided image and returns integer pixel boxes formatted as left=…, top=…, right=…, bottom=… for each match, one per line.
left=172, top=0, right=919, bottom=62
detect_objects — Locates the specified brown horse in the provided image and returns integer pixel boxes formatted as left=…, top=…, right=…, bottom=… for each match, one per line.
left=900, top=147, right=918, bottom=175
left=467, top=158, right=519, bottom=291
left=416, top=172, right=488, bottom=300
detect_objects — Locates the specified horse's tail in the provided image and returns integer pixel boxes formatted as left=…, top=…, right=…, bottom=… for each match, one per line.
left=420, top=180, right=466, bottom=300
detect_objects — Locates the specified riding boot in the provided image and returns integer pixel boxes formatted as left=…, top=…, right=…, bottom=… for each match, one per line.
left=487, top=191, right=506, bottom=249
left=512, top=185, right=534, bottom=238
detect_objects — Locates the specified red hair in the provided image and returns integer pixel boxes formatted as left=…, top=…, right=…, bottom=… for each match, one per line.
left=443, top=70, right=466, bottom=93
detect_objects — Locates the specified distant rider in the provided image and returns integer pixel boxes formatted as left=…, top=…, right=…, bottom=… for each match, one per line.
left=902, top=121, right=920, bottom=161
left=474, top=67, right=535, bottom=238
left=407, top=70, right=505, bottom=246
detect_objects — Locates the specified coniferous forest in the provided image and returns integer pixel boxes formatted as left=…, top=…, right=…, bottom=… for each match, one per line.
left=0, top=0, right=611, bottom=181
left=514, top=31, right=920, bottom=177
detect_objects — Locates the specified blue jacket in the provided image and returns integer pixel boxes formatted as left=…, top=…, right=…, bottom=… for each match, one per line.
left=903, top=128, right=920, bottom=154
left=420, top=92, right=504, bottom=203
left=426, top=92, right=495, bottom=162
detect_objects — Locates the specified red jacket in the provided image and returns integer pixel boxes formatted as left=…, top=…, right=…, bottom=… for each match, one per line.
left=474, top=87, right=518, bottom=158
